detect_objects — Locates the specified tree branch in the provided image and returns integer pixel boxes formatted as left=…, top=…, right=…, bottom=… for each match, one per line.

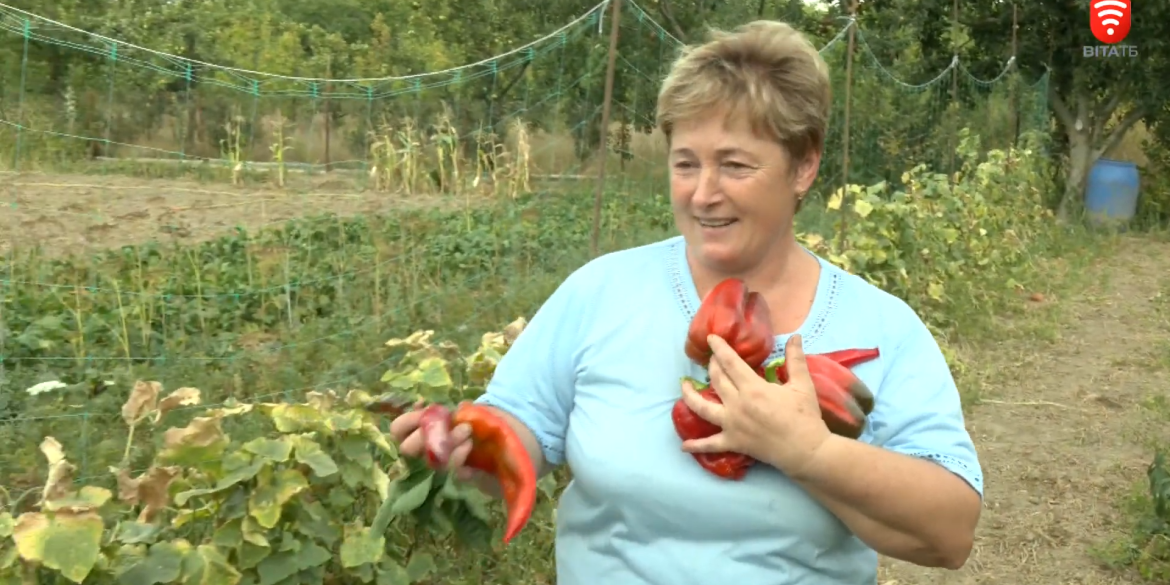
left=658, top=0, right=689, bottom=42
left=1094, top=93, right=1122, bottom=126
left=1094, top=106, right=1146, bottom=160
left=1048, top=87, right=1075, bottom=130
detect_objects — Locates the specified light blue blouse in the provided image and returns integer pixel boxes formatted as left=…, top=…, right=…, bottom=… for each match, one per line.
left=476, top=235, right=983, bottom=585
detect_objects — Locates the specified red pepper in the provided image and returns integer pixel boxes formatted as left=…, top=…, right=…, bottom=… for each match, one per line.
left=418, top=404, right=454, bottom=469
left=808, top=371, right=868, bottom=438
left=451, top=402, right=538, bottom=545
left=811, top=349, right=878, bottom=413
left=817, top=347, right=880, bottom=370
left=670, top=377, right=755, bottom=480
left=685, top=279, right=775, bottom=370
left=762, top=349, right=879, bottom=415
left=767, top=353, right=876, bottom=436
left=691, top=451, right=753, bottom=480
left=366, top=396, right=538, bottom=544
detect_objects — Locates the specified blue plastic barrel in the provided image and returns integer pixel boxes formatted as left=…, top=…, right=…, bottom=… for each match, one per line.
left=1084, top=158, right=1140, bottom=227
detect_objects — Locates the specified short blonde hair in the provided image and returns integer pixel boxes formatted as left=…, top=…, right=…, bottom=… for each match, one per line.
left=656, top=20, right=831, bottom=164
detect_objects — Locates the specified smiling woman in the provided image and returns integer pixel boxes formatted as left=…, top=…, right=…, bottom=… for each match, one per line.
left=388, top=20, right=983, bottom=585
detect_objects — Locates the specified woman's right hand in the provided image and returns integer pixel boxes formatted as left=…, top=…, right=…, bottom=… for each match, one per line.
left=388, top=401, right=478, bottom=481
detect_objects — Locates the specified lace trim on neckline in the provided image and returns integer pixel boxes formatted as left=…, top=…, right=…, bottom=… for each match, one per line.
left=666, top=237, right=841, bottom=360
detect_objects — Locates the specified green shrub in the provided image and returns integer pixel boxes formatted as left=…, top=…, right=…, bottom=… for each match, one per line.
left=800, top=129, right=1056, bottom=369
left=1135, top=137, right=1170, bottom=228
left=0, top=323, right=560, bottom=584
left=1095, top=451, right=1170, bottom=580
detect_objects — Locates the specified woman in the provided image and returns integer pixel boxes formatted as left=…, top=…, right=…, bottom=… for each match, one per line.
left=390, top=20, right=982, bottom=584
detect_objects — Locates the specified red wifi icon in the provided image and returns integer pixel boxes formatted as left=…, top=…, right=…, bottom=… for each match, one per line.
left=1090, top=0, right=1131, bottom=44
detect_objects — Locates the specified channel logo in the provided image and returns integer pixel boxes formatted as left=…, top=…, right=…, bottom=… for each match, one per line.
left=1089, top=0, right=1131, bottom=44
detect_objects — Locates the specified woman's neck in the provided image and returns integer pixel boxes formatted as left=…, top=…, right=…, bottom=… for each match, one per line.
left=687, top=236, right=822, bottom=334
left=688, top=235, right=814, bottom=299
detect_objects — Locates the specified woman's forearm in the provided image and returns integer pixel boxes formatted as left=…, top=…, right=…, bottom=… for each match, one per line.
left=807, top=488, right=958, bottom=567
left=786, top=435, right=981, bottom=568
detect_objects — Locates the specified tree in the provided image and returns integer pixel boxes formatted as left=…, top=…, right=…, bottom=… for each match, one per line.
left=919, top=0, right=1169, bottom=217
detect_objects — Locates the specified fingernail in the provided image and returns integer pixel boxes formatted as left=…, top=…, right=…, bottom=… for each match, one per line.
left=792, top=334, right=802, bottom=346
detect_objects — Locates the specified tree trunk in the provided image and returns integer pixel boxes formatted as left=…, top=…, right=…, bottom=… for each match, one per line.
left=1049, top=87, right=1145, bottom=221
left=1058, top=127, right=1093, bottom=220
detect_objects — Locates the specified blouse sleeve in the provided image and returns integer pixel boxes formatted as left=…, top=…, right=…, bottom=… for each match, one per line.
left=473, top=265, right=595, bottom=467
left=865, top=310, right=985, bottom=497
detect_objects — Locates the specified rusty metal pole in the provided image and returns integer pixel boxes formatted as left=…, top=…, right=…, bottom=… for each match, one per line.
left=591, top=0, right=623, bottom=258
left=836, top=0, right=858, bottom=252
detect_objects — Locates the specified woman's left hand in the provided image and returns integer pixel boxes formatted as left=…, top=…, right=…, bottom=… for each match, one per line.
left=680, top=333, right=832, bottom=477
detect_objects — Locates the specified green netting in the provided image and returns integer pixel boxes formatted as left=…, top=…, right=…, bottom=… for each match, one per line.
left=0, top=0, right=1047, bottom=492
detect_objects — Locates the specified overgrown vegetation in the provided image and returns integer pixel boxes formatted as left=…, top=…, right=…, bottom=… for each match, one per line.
left=2, top=131, right=1143, bottom=583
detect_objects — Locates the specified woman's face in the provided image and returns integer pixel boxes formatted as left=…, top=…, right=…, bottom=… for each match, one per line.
left=668, top=111, right=820, bottom=275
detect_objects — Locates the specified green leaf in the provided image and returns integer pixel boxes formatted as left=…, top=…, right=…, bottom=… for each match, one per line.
left=444, top=499, right=493, bottom=551
left=116, top=541, right=187, bottom=585
left=114, top=521, right=161, bottom=545
left=178, top=544, right=241, bottom=585
left=293, top=501, right=341, bottom=545
left=12, top=510, right=104, bottom=583
left=375, top=559, right=411, bottom=585
left=339, top=435, right=374, bottom=468
left=211, top=519, right=243, bottom=549
left=328, top=410, right=364, bottom=432
left=297, top=543, right=331, bottom=569
left=415, top=357, right=453, bottom=389
left=361, top=423, right=398, bottom=456
left=242, top=437, right=293, bottom=462
left=292, top=436, right=339, bottom=477
left=340, top=461, right=367, bottom=489
left=406, top=553, right=437, bottom=582
left=339, top=526, right=384, bottom=568
left=389, top=469, right=434, bottom=516
left=255, top=551, right=299, bottom=585
left=248, top=468, right=309, bottom=529
left=236, top=541, right=269, bottom=571
left=174, top=460, right=266, bottom=506
left=264, top=403, right=328, bottom=434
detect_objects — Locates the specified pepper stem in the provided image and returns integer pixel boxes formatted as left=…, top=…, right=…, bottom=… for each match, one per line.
left=761, top=357, right=785, bottom=384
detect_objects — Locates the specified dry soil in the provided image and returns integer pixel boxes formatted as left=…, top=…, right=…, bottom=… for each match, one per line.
left=880, top=236, right=1170, bottom=584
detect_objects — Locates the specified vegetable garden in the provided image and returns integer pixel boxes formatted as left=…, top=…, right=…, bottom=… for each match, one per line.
left=2, top=0, right=1169, bottom=583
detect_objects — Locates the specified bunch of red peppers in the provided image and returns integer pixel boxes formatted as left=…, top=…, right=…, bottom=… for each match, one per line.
left=366, top=398, right=537, bottom=545
left=672, top=278, right=880, bottom=480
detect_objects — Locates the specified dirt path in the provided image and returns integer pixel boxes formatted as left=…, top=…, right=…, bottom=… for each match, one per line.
left=879, top=235, right=1170, bottom=585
